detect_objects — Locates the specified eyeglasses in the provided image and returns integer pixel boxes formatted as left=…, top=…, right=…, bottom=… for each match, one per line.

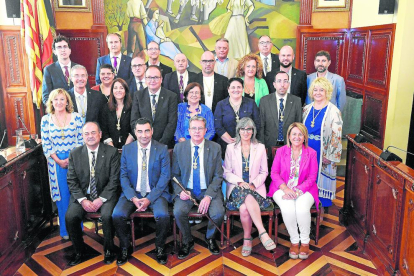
left=146, top=76, right=161, bottom=81
left=132, top=64, right=145, bottom=69
left=148, top=47, right=159, bottom=51
left=201, top=60, right=215, bottom=64
left=240, top=128, right=253, bottom=133
left=189, top=127, right=205, bottom=132
left=259, top=41, right=272, bottom=45
left=55, top=45, right=69, bottom=50
left=188, top=91, right=201, bottom=95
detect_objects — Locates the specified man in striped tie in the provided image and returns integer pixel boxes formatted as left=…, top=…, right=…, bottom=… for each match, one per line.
left=66, top=122, right=120, bottom=266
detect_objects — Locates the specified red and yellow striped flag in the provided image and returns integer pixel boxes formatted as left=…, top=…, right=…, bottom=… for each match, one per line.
left=21, top=0, right=53, bottom=108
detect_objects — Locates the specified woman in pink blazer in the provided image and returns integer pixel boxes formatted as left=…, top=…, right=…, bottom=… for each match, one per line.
left=268, top=122, right=318, bottom=260
left=223, top=117, right=275, bottom=257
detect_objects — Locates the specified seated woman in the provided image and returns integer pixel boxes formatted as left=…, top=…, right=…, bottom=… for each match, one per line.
left=100, top=78, right=134, bottom=149
left=223, top=117, right=275, bottom=257
left=268, top=122, right=319, bottom=260
left=175, top=82, right=215, bottom=142
left=91, top=64, right=115, bottom=101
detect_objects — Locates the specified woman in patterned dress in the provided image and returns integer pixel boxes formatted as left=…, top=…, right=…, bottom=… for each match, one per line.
left=41, top=88, right=84, bottom=239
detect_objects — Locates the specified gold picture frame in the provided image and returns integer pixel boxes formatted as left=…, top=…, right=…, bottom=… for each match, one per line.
left=54, top=0, right=91, bottom=12
left=313, top=0, right=351, bottom=12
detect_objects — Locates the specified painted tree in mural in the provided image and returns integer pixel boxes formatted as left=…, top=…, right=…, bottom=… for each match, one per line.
left=105, top=0, right=128, bottom=31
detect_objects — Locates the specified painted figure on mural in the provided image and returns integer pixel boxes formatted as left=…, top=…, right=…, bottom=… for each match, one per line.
left=126, top=0, right=148, bottom=57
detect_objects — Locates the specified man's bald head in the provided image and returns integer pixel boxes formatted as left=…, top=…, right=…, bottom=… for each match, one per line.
left=174, top=53, right=188, bottom=74
left=200, top=51, right=215, bottom=76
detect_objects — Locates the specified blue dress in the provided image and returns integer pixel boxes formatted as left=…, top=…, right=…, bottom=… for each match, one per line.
left=174, top=103, right=215, bottom=142
left=305, top=105, right=331, bottom=207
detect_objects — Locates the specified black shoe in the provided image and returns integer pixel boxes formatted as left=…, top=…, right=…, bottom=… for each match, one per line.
left=156, top=247, right=167, bottom=264
left=117, top=248, right=129, bottom=266
left=177, top=240, right=194, bottom=259
left=103, top=250, right=116, bottom=264
left=205, top=238, right=220, bottom=255
left=68, top=253, right=84, bottom=266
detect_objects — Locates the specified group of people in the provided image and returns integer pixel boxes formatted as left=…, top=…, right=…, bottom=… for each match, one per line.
left=40, top=33, right=344, bottom=266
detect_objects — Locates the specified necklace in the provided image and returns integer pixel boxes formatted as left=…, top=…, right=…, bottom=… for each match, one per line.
left=229, top=99, right=241, bottom=123
left=192, top=154, right=199, bottom=169
left=242, top=148, right=250, bottom=172
left=311, top=104, right=324, bottom=128
left=244, top=83, right=255, bottom=97
left=204, top=79, right=213, bottom=97
left=186, top=104, right=201, bottom=119
left=116, top=106, right=123, bottom=132
left=54, top=113, right=67, bottom=140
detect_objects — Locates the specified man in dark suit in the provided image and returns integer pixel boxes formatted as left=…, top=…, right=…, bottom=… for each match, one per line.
left=258, top=35, right=281, bottom=94
left=194, top=51, right=228, bottom=113
left=68, top=65, right=107, bottom=123
left=266, top=45, right=307, bottom=105
left=172, top=116, right=224, bottom=259
left=112, top=118, right=171, bottom=265
left=162, top=53, right=197, bottom=102
left=42, top=35, right=79, bottom=105
left=258, top=71, right=302, bottom=159
left=96, top=33, right=132, bottom=84
left=128, top=54, right=147, bottom=99
left=146, top=41, right=172, bottom=78
left=130, top=66, right=178, bottom=148
left=65, top=122, right=120, bottom=266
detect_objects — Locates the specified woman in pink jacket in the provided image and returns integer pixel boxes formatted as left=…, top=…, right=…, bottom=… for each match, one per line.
left=223, top=117, right=275, bottom=257
left=268, top=122, right=318, bottom=260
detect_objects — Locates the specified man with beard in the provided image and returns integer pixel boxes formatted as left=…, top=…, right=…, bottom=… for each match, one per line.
left=306, top=50, right=346, bottom=112
left=266, top=46, right=307, bottom=106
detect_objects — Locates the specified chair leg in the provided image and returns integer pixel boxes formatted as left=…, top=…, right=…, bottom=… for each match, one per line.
left=95, top=220, right=99, bottom=234
left=226, top=214, right=231, bottom=246
left=315, top=211, right=320, bottom=245
left=274, top=213, right=278, bottom=244
left=131, top=218, right=136, bottom=250
left=173, top=218, right=177, bottom=252
left=220, top=222, right=224, bottom=247
left=268, top=215, right=273, bottom=244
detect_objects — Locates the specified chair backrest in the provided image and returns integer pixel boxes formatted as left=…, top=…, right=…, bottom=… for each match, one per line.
left=271, top=146, right=283, bottom=160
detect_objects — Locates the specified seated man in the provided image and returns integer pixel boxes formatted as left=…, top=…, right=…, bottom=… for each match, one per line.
left=66, top=122, right=120, bottom=266
left=172, top=116, right=225, bottom=259
left=112, top=118, right=171, bottom=265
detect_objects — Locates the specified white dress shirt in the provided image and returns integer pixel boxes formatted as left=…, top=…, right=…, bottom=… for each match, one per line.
left=203, top=75, right=215, bottom=110
left=187, top=140, right=207, bottom=190
left=135, top=141, right=151, bottom=193
left=58, top=61, right=72, bottom=79
left=74, top=89, right=88, bottom=122
left=260, top=53, right=272, bottom=75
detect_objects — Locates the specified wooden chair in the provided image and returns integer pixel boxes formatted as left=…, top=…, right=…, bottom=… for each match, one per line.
left=85, top=212, right=101, bottom=234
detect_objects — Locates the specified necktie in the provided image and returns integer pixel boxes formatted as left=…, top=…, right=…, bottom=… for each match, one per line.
left=193, top=146, right=201, bottom=196
left=179, top=75, right=184, bottom=102
left=140, top=148, right=147, bottom=197
left=64, top=66, right=70, bottom=84
left=151, top=94, right=157, bottom=120
left=138, top=81, right=144, bottom=91
left=113, top=57, right=118, bottom=74
left=90, top=151, right=98, bottom=200
left=264, top=57, right=269, bottom=75
left=278, top=99, right=284, bottom=141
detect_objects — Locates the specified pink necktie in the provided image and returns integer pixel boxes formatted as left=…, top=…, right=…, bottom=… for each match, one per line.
left=113, top=57, right=118, bottom=73
left=64, top=66, right=69, bottom=83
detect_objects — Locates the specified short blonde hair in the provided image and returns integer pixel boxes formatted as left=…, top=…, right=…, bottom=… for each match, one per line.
left=286, top=122, right=308, bottom=148
left=308, top=77, right=333, bottom=101
left=46, top=88, right=74, bottom=114
left=236, top=54, right=264, bottom=79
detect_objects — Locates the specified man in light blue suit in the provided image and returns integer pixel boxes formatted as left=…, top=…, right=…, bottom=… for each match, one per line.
left=306, top=50, right=346, bottom=112
left=112, top=118, right=171, bottom=266
left=95, top=33, right=132, bottom=84
left=42, top=35, right=78, bottom=105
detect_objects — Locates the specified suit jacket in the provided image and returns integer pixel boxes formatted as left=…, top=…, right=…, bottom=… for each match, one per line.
left=67, top=143, right=120, bottom=203
left=267, top=67, right=307, bottom=106
left=267, top=145, right=319, bottom=209
left=42, top=61, right=79, bottom=105
left=194, top=72, right=229, bottom=113
left=258, top=93, right=302, bottom=154
left=223, top=142, right=268, bottom=199
left=99, top=104, right=132, bottom=149
left=120, top=140, right=171, bottom=203
left=162, top=71, right=197, bottom=102
left=145, top=61, right=172, bottom=78
left=260, top=53, right=280, bottom=93
left=96, top=54, right=132, bottom=84
left=130, top=87, right=178, bottom=148
left=68, top=88, right=107, bottom=123
left=214, top=57, right=238, bottom=78
left=172, top=139, right=223, bottom=199
left=127, top=77, right=146, bottom=99
left=306, top=71, right=346, bottom=112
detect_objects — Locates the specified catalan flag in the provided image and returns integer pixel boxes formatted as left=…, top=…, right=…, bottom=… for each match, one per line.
left=21, top=0, right=54, bottom=108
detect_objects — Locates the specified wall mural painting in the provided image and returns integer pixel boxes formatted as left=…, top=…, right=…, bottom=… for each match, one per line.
left=104, top=0, right=300, bottom=72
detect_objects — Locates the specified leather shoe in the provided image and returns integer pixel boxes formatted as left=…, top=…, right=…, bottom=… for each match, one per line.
left=156, top=247, right=168, bottom=264
left=117, top=247, right=129, bottom=266
left=68, top=253, right=84, bottom=266
left=178, top=240, right=194, bottom=259
left=205, top=238, right=220, bottom=255
left=103, top=250, right=116, bottom=264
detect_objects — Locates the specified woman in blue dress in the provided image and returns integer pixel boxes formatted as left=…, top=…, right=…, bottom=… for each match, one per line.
left=303, top=77, right=343, bottom=208
left=175, top=82, right=215, bottom=142
left=145, top=8, right=181, bottom=61
left=41, top=88, right=84, bottom=239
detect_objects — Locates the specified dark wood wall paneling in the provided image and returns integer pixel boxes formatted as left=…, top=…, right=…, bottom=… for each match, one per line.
left=297, top=24, right=396, bottom=148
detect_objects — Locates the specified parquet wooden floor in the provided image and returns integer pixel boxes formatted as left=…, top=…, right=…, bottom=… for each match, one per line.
left=14, top=177, right=379, bottom=275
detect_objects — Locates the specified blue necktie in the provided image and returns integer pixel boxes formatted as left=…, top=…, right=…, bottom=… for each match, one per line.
left=193, top=145, right=201, bottom=196
left=278, top=98, right=284, bottom=141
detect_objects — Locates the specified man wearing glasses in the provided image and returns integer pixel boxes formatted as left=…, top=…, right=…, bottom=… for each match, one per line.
left=146, top=41, right=172, bottom=78
left=130, top=65, right=178, bottom=148
left=172, top=116, right=224, bottom=259
left=42, top=35, right=79, bottom=105
left=258, top=36, right=281, bottom=93
left=128, top=54, right=147, bottom=98
left=195, top=51, right=228, bottom=113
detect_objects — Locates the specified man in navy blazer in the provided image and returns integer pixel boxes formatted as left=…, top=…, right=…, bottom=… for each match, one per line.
left=112, top=118, right=171, bottom=265
left=42, top=35, right=78, bottom=105
left=95, top=33, right=132, bottom=84
left=172, top=116, right=224, bottom=259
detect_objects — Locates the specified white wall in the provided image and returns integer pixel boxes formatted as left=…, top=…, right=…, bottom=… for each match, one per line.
left=0, top=0, right=22, bottom=26
left=351, top=0, right=398, bottom=28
